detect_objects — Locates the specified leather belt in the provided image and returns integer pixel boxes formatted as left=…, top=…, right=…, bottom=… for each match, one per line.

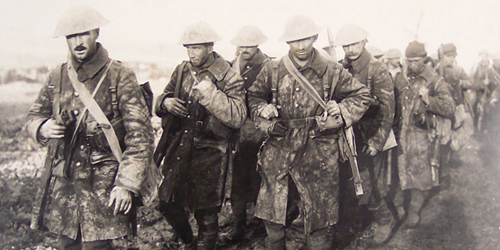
left=282, top=117, right=316, bottom=129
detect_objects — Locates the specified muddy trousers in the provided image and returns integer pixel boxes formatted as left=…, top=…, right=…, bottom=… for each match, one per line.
left=159, top=201, right=219, bottom=250
left=231, top=142, right=262, bottom=238
left=59, top=229, right=112, bottom=250
left=263, top=220, right=331, bottom=250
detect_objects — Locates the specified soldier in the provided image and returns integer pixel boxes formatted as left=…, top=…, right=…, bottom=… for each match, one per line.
left=436, top=43, right=474, bottom=161
left=248, top=15, right=370, bottom=249
left=471, top=50, right=491, bottom=131
left=482, top=52, right=500, bottom=134
left=25, top=5, right=155, bottom=249
left=154, top=22, right=247, bottom=250
left=228, top=25, right=272, bottom=241
left=394, top=41, right=455, bottom=228
left=385, top=48, right=403, bottom=80
left=366, top=45, right=385, bottom=61
left=336, top=23, right=396, bottom=244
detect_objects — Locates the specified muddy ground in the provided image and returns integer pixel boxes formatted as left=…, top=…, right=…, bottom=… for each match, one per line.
left=1, top=81, right=500, bottom=250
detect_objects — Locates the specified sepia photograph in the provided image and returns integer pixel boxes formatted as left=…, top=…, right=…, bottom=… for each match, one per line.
left=1, top=0, right=499, bottom=249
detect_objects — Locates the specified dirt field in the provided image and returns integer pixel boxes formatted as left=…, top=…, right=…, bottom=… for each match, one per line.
left=1, top=81, right=500, bottom=250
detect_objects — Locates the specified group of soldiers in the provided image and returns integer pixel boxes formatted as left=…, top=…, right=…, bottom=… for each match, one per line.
left=25, top=4, right=500, bottom=250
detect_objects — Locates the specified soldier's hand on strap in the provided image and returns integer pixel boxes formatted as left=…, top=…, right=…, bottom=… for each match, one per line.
left=362, top=145, right=379, bottom=156
left=108, top=186, right=132, bottom=215
left=260, top=104, right=279, bottom=120
left=326, top=100, right=341, bottom=117
left=39, top=118, right=65, bottom=139
left=162, top=97, right=188, bottom=118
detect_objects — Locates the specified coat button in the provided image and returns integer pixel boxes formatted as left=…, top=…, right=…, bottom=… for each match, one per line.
left=176, top=157, right=181, bottom=161
left=80, top=145, right=85, bottom=150
left=244, top=77, right=248, bottom=80
left=184, top=130, right=189, bottom=134
left=294, top=103, right=299, bottom=108
left=74, top=92, right=79, bottom=97
left=188, top=101, right=192, bottom=104
left=180, top=143, right=184, bottom=147
left=296, top=87, right=300, bottom=92
left=186, top=115, right=191, bottom=119
left=76, top=162, right=81, bottom=167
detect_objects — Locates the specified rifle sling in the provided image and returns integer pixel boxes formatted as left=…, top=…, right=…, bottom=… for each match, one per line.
left=67, top=60, right=122, bottom=162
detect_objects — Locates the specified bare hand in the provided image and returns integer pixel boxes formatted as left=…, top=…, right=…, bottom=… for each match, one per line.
left=108, top=186, right=132, bottom=215
left=39, top=119, right=65, bottom=139
left=260, top=104, right=279, bottom=120
left=419, top=86, right=430, bottom=105
left=362, top=145, right=379, bottom=156
left=326, top=100, right=341, bottom=117
left=162, top=97, right=188, bottom=117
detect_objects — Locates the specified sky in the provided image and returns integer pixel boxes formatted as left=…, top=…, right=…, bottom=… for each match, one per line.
left=0, top=0, right=499, bottom=72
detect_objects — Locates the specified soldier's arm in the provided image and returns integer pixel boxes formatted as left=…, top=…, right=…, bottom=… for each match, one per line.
left=155, top=63, right=182, bottom=117
left=247, top=64, right=274, bottom=130
left=366, top=63, right=395, bottom=150
left=197, top=69, right=247, bottom=129
left=425, top=77, right=456, bottom=119
left=113, top=66, right=155, bottom=195
left=332, top=68, right=371, bottom=127
left=25, top=72, right=55, bottom=145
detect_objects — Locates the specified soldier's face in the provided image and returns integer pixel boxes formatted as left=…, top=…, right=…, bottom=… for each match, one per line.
left=443, top=54, right=455, bottom=66
left=388, top=58, right=401, bottom=67
left=186, top=44, right=213, bottom=67
left=406, top=57, right=426, bottom=74
left=287, top=35, right=317, bottom=62
left=342, top=40, right=366, bottom=60
left=240, top=46, right=258, bottom=60
left=66, top=29, right=99, bottom=63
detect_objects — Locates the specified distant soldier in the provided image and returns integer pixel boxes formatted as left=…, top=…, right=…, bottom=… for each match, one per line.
left=336, top=23, right=397, bottom=244
left=394, top=41, right=455, bottom=228
left=482, top=52, right=500, bottom=133
left=26, top=5, right=155, bottom=249
left=471, top=50, right=491, bottom=131
left=385, top=48, right=403, bottom=80
left=366, top=45, right=385, bottom=61
left=436, top=43, right=474, bottom=159
left=154, top=22, right=246, bottom=250
left=228, top=25, right=272, bottom=241
left=248, top=16, right=370, bottom=249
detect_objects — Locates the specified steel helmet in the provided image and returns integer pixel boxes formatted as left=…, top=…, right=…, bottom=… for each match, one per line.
left=178, top=22, right=222, bottom=45
left=279, top=15, right=322, bottom=42
left=53, top=5, right=109, bottom=38
left=335, top=23, right=368, bottom=46
left=231, top=25, right=267, bottom=46
left=367, top=45, right=384, bottom=58
left=440, top=43, right=457, bottom=56
left=385, top=48, right=402, bottom=59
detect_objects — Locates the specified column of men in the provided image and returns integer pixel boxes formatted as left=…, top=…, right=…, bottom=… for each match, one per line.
left=28, top=4, right=488, bottom=250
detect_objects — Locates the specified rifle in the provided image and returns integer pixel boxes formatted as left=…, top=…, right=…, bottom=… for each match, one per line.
left=324, top=31, right=363, bottom=197
left=153, top=62, right=186, bottom=166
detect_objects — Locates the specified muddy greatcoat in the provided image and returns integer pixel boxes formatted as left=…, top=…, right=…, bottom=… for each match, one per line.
left=394, top=66, right=454, bottom=191
left=247, top=49, right=370, bottom=233
left=155, top=52, right=246, bottom=211
left=25, top=44, right=154, bottom=241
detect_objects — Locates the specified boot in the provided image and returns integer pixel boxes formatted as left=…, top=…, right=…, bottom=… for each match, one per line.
left=195, top=209, right=219, bottom=250
left=306, top=227, right=332, bottom=250
left=180, top=240, right=196, bottom=250
left=264, top=221, right=286, bottom=250
left=404, top=189, right=425, bottom=228
left=370, top=201, right=396, bottom=244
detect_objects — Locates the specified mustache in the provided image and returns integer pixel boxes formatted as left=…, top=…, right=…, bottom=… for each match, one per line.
left=74, top=45, right=87, bottom=51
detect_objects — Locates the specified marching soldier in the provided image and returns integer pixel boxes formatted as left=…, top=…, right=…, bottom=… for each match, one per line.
left=228, top=25, right=272, bottom=241
left=394, top=41, right=455, bottom=228
left=336, top=23, right=397, bottom=244
left=248, top=16, right=370, bottom=249
left=436, top=43, right=474, bottom=156
left=26, top=5, right=155, bottom=249
left=154, top=22, right=247, bottom=250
